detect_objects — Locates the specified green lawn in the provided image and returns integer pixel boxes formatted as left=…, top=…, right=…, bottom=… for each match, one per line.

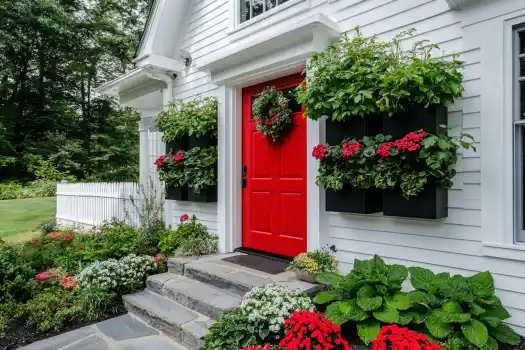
left=0, top=197, right=56, bottom=243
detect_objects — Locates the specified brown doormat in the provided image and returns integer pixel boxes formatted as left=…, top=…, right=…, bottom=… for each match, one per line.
left=222, top=254, right=290, bottom=275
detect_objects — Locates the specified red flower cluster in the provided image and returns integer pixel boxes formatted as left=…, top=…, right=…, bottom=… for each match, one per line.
left=60, top=276, right=79, bottom=290
left=155, top=154, right=168, bottom=168
left=376, top=131, right=428, bottom=159
left=180, top=214, right=189, bottom=223
left=240, top=346, right=275, bottom=350
left=342, top=141, right=362, bottom=159
left=172, top=151, right=185, bottom=163
left=64, top=233, right=73, bottom=240
left=48, top=231, right=63, bottom=239
left=279, top=311, right=351, bottom=350
left=35, top=271, right=60, bottom=284
left=312, top=144, right=328, bottom=161
left=372, top=325, right=441, bottom=350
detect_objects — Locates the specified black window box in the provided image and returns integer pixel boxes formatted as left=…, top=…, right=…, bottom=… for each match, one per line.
left=188, top=186, right=218, bottom=203
left=383, top=185, right=448, bottom=219
left=166, top=138, right=187, bottom=153
left=326, top=187, right=382, bottom=214
left=382, top=104, right=447, bottom=139
left=165, top=186, right=188, bottom=201
left=325, top=115, right=383, bottom=145
left=188, top=134, right=217, bottom=149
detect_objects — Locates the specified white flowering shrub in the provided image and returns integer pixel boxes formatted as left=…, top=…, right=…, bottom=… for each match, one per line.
left=239, top=284, right=314, bottom=339
left=76, top=254, right=157, bottom=294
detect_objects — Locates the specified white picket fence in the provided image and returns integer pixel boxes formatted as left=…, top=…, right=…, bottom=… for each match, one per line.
left=56, top=182, right=140, bottom=229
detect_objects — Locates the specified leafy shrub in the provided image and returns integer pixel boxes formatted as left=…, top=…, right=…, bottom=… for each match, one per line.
left=372, top=324, right=441, bottom=350
left=407, top=267, right=520, bottom=349
left=240, top=284, right=314, bottom=341
left=314, top=255, right=410, bottom=344
left=0, top=180, right=57, bottom=200
left=23, top=288, right=84, bottom=332
left=279, top=310, right=351, bottom=349
left=158, top=214, right=218, bottom=257
left=155, top=97, right=218, bottom=141
left=0, top=244, right=36, bottom=302
left=75, top=254, right=158, bottom=294
left=288, top=246, right=339, bottom=275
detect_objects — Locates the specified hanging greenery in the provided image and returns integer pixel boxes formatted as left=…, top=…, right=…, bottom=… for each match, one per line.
left=252, top=87, right=292, bottom=142
left=155, top=97, right=218, bottom=141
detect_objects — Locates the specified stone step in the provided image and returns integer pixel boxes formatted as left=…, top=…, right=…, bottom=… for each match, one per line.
left=183, top=261, right=269, bottom=296
left=147, top=273, right=241, bottom=319
left=123, top=290, right=213, bottom=350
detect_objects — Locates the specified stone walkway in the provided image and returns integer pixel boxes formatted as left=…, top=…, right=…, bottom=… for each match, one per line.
left=19, top=315, right=186, bottom=350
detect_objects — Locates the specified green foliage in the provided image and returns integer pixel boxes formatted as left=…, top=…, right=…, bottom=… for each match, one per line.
left=156, top=97, right=219, bottom=141
left=22, top=288, right=84, bottom=332
left=297, top=27, right=464, bottom=121
left=157, top=147, right=218, bottom=194
left=297, top=28, right=394, bottom=120
left=158, top=215, right=218, bottom=256
left=74, top=286, right=119, bottom=322
left=0, top=180, right=57, bottom=200
left=0, top=0, right=149, bottom=182
left=314, top=255, right=410, bottom=344
left=0, top=244, right=36, bottom=302
left=203, top=309, right=261, bottom=350
left=407, top=267, right=520, bottom=349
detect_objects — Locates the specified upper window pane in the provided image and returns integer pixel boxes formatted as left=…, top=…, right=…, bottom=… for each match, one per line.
left=519, top=30, right=525, bottom=54
left=240, top=0, right=291, bottom=23
left=521, top=81, right=525, bottom=120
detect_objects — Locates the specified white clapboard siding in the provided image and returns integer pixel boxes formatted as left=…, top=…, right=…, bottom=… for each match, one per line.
left=56, top=183, right=140, bottom=229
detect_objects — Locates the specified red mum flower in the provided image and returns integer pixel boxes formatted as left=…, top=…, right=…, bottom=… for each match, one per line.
left=312, top=144, right=328, bottom=161
left=372, top=325, right=441, bottom=350
left=180, top=214, right=189, bottom=223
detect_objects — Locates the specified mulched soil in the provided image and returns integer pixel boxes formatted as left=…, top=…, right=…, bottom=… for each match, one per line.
left=0, top=305, right=126, bottom=350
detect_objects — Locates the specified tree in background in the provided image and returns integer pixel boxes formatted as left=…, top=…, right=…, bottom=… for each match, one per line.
left=0, top=0, right=153, bottom=182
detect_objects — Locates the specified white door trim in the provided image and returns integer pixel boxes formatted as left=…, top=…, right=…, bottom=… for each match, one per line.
left=208, top=15, right=340, bottom=254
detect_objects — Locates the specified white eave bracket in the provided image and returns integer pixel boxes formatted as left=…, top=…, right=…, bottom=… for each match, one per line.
left=197, top=13, right=340, bottom=74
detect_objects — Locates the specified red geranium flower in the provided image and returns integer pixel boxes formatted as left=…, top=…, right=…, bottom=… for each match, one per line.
left=312, top=144, right=328, bottom=161
left=372, top=324, right=441, bottom=350
left=64, top=233, right=73, bottom=240
left=342, top=141, right=362, bottom=159
left=279, top=311, right=351, bottom=350
left=377, top=142, right=395, bottom=158
left=180, top=214, right=189, bottom=223
left=35, top=271, right=60, bottom=284
left=172, top=151, right=185, bottom=163
left=60, top=276, right=79, bottom=290
left=155, top=154, right=168, bottom=168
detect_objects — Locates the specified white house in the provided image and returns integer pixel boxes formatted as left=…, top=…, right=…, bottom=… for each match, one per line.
left=96, top=0, right=525, bottom=335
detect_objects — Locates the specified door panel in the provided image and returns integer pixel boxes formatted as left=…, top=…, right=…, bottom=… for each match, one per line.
left=241, top=73, right=307, bottom=257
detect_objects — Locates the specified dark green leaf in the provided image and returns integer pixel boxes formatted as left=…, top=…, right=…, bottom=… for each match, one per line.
left=384, top=292, right=412, bottom=310
left=373, top=304, right=399, bottom=323
left=314, top=290, right=339, bottom=304
left=425, top=311, right=454, bottom=338
left=489, top=323, right=521, bottom=345
left=316, top=272, right=342, bottom=286
left=357, top=319, right=381, bottom=344
left=325, top=301, right=351, bottom=325
left=409, top=266, right=436, bottom=292
left=469, top=271, right=495, bottom=298
left=462, top=319, right=489, bottom=347
left=357, top=285, right=383, bottom=311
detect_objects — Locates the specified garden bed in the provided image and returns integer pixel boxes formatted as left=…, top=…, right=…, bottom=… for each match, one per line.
left=0, top=304, right=125, bottom=350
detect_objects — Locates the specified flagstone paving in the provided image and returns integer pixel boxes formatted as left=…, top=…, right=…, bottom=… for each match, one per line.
left=19, top=314, right=187, bottom=350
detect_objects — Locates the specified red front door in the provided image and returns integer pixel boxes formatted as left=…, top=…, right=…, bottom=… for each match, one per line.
left=241, top=73, right=307, bottom=257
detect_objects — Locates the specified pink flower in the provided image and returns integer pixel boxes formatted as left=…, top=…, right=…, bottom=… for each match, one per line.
left=48, top=231, right=63, bottom=239
left=341, top=141, right=362, bottom=159
left=180, top=214, right=189, bottom=223
left=64, top=233, right=73, bottom=240
left=172, top=151, right=185, bottom=163
left=312, top=144, right=328, bottom=161
left=60, top=276, right=79, bottom=290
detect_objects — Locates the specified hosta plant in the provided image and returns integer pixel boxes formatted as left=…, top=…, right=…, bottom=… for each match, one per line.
left=406, top=267, right=520, bottom=349
left=155, top=97, right=218, bottom=141
left=314, top=255, right=411, bottom=344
